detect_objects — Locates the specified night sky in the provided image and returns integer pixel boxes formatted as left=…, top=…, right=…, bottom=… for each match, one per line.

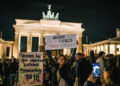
left=0, top=0, right=120, bottom=43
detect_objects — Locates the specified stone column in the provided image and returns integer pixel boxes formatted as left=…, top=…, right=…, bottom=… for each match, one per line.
left=104, top=44, right=106, bottom=54
left=115, top=44, right=117, bottom=55
left=66, top=49, right=70, bottom=56
left=83, top=48, right=86, bottom=56
left=1, top=44, right=3, bottom=58
left=9, top=45, right=12, bottom=59
left=13, top=32, right=20, bottom=58
left=77, top=34, right=82, bottom=53
left=64, top=48, right=67, bottom=55
left=86, top=48, right=88, bottom=56
left=39, top=34, right=44, bottom=52
left=0, top=43, right=1, bottom=58
left=3, top=45, right=6, bottom=58
left=27, top=33, right=32, bottom=52
left=103, top=44, right=105, bottom=52
left=108, top=44, right=110, bottom=54
left=11, top=43, right=14, bottom=58
left=100, top=45, right=101, bottom=51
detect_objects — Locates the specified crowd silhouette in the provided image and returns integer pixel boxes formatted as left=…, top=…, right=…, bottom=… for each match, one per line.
left=0, top=49, right=120, bottom=86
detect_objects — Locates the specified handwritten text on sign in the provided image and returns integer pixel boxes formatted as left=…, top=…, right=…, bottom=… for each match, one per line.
left=19, top=52, right=43, bottom=86
left=45, top=34, right=77, bottom=50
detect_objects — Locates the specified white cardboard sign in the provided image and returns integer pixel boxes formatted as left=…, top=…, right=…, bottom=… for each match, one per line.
left=45, top=34, right=77, bottom=50
left=19, top=52, right=43, bottom=86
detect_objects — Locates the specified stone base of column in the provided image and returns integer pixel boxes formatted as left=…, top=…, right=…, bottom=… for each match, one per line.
left=40, top=46, right=45, bottom=57
left=40, top=46, right=44, bottom=52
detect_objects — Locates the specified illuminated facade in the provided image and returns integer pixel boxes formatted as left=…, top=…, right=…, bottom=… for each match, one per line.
left=13, top=5, right=85, bottom=58
left=83, top=28, right=120, bottom=56
left=0, top=38, right=14, bottom=58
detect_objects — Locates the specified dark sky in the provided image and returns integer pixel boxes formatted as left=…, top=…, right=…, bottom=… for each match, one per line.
left=0, top=0, right=120, bottom=43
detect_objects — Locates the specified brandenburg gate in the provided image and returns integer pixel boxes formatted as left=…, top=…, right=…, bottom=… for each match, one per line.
left=13, top=5, right=85, bottom=58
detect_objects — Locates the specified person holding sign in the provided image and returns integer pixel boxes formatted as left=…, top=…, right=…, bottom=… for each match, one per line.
left=46, top=48, right=76, bottom=86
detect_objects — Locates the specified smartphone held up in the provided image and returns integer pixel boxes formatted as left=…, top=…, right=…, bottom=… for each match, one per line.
left=93, top=63, right=100, bottom=78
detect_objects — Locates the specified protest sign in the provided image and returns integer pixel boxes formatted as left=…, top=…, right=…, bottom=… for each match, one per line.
left=45, top=34, right=77, bottom=50
left=19, top=52, right=43, bottom=86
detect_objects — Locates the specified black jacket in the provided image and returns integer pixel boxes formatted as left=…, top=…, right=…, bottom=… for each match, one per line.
left=8, top=62, right=18, bottom=74
left=47, top=48, right=76, bottom=86
left=72, top=58, right=92, bottom=86
left=73, top=58, right=92, bottom=78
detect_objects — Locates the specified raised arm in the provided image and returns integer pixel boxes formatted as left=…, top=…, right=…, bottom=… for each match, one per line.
left=67, top=48, right=77, bottom=66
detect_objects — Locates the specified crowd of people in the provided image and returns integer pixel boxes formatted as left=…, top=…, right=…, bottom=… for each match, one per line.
left=43, top=49, right=120, bottom=86
left=0, top=48, right=120, bottom=86
left=0, top=57, right=18, bottom=86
